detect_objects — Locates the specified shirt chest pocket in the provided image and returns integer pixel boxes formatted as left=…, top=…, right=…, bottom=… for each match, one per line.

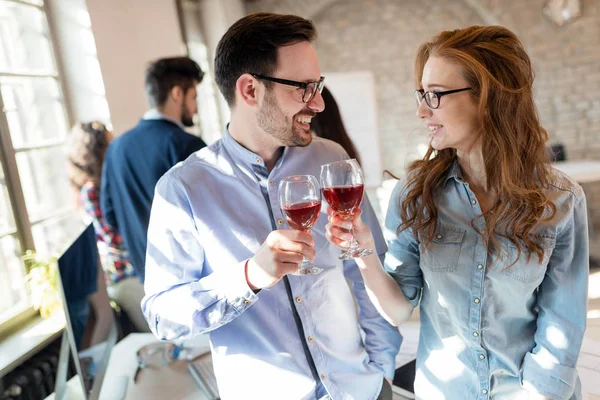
left=420, top=224, right=466, bottom=272
left=501, top=235, right=556, bottom=284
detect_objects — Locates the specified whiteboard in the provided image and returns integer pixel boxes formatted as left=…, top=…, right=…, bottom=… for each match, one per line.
left=322, top=71, right=382, bottom=188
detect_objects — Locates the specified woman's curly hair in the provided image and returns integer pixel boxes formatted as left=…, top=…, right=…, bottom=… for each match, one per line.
left=68, top=121, right=110, bottom=190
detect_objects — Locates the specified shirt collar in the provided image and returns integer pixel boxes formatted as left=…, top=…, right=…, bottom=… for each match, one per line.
left=222, top=125, right=287, bottom=171
left=142, top=108, right=185, bottom=130
left=443, top=159, right=465, bottom=186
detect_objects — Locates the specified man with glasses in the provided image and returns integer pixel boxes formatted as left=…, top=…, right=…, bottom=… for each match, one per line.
left=142, top=12, right=401, bottom=400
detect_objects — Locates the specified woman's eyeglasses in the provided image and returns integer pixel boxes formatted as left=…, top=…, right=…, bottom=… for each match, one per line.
left=414, top=87, right=471, bottom=109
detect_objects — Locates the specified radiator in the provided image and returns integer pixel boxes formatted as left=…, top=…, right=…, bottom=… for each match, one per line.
left=1, top=335, right=74, bottom=400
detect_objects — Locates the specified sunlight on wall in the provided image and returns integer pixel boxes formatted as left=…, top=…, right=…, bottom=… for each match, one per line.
left=588, top=271, right=600, bottom=299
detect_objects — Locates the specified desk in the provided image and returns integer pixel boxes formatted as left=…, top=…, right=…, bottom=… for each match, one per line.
left=45, top=333, right=211, bottom=400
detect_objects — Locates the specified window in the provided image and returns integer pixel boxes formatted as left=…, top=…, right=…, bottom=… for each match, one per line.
left=177, top=0, right=226, bottom=145
left=0, top=0, right=81, bottom=332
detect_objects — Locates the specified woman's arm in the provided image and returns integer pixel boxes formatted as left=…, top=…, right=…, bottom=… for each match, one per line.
left=326, top=206, right=415, bottom=326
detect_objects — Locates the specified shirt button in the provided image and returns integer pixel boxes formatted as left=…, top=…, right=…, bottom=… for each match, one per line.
left=277, top=219, right=283, bottom=225
left=307, top=336, right=314, bottom=343
left=320, top=374, right=326, bottom=380
left=255, top=157, right=261, bottom=163
left=243, top=299, right=251, bottom=305
left=473, top=331, right=479, bottom=337
left=269, top=179, right=274, bottom=185
left=436, top=234, right=442, bottom=239
left=296, top=296, right=302, bottom=303
left=477, top=264, right=483, bottom=270
left=474, top=298, right=480, bottom=304
left=482, top=389, right=488, bottom=394
left=471, top=199, right=477, bottom=205
left=479, top=354, right=485, bottom=360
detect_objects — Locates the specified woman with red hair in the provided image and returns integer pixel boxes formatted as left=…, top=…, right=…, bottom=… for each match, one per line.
left=327, top=26, right=588, bottom=399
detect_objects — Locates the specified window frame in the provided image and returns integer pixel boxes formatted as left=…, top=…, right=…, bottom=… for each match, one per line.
left=0, top=0, right=75, bottom=336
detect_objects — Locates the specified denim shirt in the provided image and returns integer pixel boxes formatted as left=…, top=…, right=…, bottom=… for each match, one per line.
left=142, top=130, right=402, bottom=400
left=384, top=162, right=588, bottom=400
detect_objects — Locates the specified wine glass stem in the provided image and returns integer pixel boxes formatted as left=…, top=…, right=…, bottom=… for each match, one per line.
left=301, top=229, right=312, bottom=264
left=347, top=227, right=360, bottom=252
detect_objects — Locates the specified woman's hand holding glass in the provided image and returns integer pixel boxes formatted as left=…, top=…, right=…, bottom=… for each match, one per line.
left=325, top=208, right=375, bottom=260
left=320, top=159, right=374, bottom=259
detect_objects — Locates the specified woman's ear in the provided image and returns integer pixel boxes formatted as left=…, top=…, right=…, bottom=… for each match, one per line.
left=235, top=73, right=260, bottom=107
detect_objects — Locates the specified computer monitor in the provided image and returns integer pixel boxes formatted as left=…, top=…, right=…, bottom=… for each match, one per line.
left=54, top=223, right=118, bottom=400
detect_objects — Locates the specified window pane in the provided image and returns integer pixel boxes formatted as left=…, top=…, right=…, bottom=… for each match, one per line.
left=0, top=76, right=68, bottom=149
left=0, top=1, right=54, bottom=75
left=0, top=234, right=28, bottom=325
left=16, top=145, right=74, bottom=223
left=31, top=212, right=83, bottom=257
left=0, top=166, right=16, bottom=236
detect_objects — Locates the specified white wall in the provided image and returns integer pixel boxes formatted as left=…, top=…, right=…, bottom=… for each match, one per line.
left=197, top=0, right=246, bottom=125
left=85, top=0, right=186, bottom=134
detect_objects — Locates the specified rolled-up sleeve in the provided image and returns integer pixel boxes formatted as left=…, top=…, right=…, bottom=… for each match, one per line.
left=383, top=180, right=422, bottom=307
left=521, top=190, right=589, bottom=399
left=142, top=173, right=258, bottom=341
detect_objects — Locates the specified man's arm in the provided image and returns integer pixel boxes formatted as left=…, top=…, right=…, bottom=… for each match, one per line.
left=343, top=195, right=402, bottom=380
left=142, top=173, right=259, bottom=340
left=521, top=191, right=589, bottom=399
left=142, top=172, right=313, bottom=340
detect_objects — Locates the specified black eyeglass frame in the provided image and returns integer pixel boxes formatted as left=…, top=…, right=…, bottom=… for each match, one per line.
left=251, top=73, right=325, bottom=103
left=414, top=87, right=472, bottom=109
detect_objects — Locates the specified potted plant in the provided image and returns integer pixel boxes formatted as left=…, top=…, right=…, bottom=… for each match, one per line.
left=22, top=251, right=61, bottom=318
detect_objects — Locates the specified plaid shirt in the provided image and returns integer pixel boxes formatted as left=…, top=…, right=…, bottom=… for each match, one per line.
left=80, top=181, right=137, bottom=284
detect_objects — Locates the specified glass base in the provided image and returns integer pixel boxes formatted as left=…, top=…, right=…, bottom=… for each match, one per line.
left=292, top=263, right=323, bottom=275
left=338, top=247, right=374, bottom=260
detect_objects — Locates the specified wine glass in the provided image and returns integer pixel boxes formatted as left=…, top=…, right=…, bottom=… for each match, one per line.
left=320, top=159, right=374, bottom=260
left=278, top=175, right=323, bottom=275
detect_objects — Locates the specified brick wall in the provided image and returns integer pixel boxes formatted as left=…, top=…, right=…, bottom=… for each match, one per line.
left=246, top=0, right=600, bottom=228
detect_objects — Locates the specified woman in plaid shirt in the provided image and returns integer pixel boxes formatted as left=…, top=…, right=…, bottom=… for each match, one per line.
left=68, top=121, right=149, bottom=332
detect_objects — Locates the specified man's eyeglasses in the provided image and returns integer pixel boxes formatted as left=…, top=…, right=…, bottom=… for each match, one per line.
left=414, top=87, right=472, bottom=109
left=251, top=74, right=325, bottom=103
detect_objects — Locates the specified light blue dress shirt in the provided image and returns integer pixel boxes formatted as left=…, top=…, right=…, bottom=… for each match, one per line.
left=384, top=161, right=588, bottom=400
left=142, top=130, right=402, bottom=400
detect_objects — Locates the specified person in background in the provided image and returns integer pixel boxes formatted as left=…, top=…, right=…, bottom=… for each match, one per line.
left=101, top=57, right=206, bottom=282
left=68, top=121, right=149, bottom=333
left=326, top=25, right=588, bottom=399
left=310, top=86, right=361, bottom=164
left=142, top=13, right=401, bottom=400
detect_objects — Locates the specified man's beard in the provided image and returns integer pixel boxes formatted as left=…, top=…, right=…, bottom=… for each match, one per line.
left=181, top=103, right=195, bottom=127
left=257, top=89, right=313, bottom=147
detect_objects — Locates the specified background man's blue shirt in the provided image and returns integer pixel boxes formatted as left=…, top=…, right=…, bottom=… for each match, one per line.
left=100, top=118, right=206, bottom=281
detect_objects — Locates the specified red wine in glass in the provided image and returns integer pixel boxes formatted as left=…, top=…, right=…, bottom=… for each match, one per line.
left=321, top=184, right=364, bottom=219
left=282, top=201, right=321, bottom=231
left=320, top=159, right=374, bottom=259
left=278, top=175, right=323, bottom=275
